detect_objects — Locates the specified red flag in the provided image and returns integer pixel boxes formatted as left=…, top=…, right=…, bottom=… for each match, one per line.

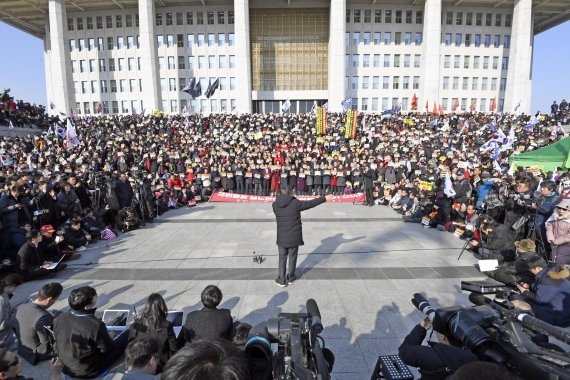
left=470, top=99, right=477, bottom=111
left=491, top=97, right=497, bottom=112
left=439, top=104, right=444, bottom=115
left=432, top=102, right=438, bottom=115
left=425, top=100, right=429, bottom=112
left=411, top=93, right=417, bottom=110
left=452, top=98, right=459, bottom=112
left=97, top=103, right=103, bottom=113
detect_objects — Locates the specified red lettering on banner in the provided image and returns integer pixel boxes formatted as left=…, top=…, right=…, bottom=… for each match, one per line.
left=209, top=192, right=366, bottom=203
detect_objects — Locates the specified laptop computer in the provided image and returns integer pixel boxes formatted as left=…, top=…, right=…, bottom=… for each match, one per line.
left=167, top=311, right=184, bottom=337
left=103, top=309, right=130, bottom=340
left=44, top=253, right=69, bottom=270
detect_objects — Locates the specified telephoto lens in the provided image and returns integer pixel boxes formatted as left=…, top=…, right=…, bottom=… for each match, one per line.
left=411, top=293, right=436, bottom=321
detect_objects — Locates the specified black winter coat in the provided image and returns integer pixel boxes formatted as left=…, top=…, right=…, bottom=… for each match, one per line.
left=115, top=180, right=134, bottom=209
left=180, top=308, right=232, bottom=344
left=482, top=224, right=517, bottom=254
left=272, top=195, right=326, bottom=248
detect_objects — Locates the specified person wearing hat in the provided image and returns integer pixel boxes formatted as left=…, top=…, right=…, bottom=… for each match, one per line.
left=485, top=239, right=540, bottom=286
left=546, top=198, right=570, bottom=265
left=453, top=170, right=472, bottom=205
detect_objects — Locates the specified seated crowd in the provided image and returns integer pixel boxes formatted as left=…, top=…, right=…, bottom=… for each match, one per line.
left=1, top=103, right=570, bottom=378
left=0, top=89, right=51, bottom=130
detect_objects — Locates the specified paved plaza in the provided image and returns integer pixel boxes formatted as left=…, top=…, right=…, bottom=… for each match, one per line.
left=17, top=202, right=485, bottom=379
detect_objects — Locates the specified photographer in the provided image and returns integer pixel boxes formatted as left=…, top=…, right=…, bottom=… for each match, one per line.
left=515, top=257, right=570, bottom=328
left=485, top=239, right=539, bottom=286
left=398, top=315, right=478, bottom=380
left=0, top=186, right=31, bottom=251
left=470, top=221, right=517, bottom=261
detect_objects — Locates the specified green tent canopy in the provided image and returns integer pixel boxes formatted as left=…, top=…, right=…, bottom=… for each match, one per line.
left=508, top=136, right=570, bottom=173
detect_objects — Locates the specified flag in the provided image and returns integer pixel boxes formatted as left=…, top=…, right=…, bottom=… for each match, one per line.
left=552, top=168, right=559, bottom=182
left=47, top=125, right=54, bottom=136
left=525, top=115, right=538, bottom=132
left=500, top=126, right=516, bottom=152
left=428, top=119, right=438, bottom=127
left=310, top=100, right=317, bottom=113
left=0, top=155, right=13, bottom=167
left=493, top=160, right=502, bottom=173
left=101, top=228, right=117, bottom=240
left=508, top=163, right=515, bottom=176
left=444, top=173, right=456, bottom=198
left=452, top=98, right=459, bottom=112
left=8, top=120, right=14, bottom=129
left=341, top=97, right=352, bottom=113
left=182, top=78, right=195, bottom=95
left=322, top=103, right=327, bottom=134
left=438, top=104, right=444, bottom=115
left=281, top=98, right=291, bottom=113
left=65, top=119, right=80, bottom=149
left=205, top=78, right=219, bottom=98
left=97, top=103, right=103, bottom=114
left=26, top=155, right=33, bottom=172
left=189, top=79, right=202, bottom=99
left=411, top=93, right=417, bottom=110
left=315, top=106, right=323, bottom=135
left=55, top=123, right=66, bottom=137
left=432, top=102, right=438, bottom=115
left=489, top=118, right=497, bottom=132
left=491, top=97, right=497, bottom=112
left=492, top=142, right=500, bottom=160
left=182, top=106, right=187, bottom=115
left=425, top=100, right=429, bottom=112
left=513, top=100, right=521, bottom=113
left=469, top=99, right=477, bottom=111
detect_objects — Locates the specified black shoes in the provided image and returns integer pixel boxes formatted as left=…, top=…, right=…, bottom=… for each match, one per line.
left=287, top=275, right=296, bottom=285
left=275, top=279, right=287, bottom=287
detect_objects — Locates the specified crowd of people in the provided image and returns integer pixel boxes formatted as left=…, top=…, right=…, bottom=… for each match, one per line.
left=0, top=90, right=51, bottom=130
left=1, top=97, right=570, bottom=378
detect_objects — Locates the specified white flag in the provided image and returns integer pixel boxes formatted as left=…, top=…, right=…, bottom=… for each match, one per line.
left=281, top=98, right=291, bottom=113
left=8, top=120, right=14, bottom=129
left=444, top=173, right=456, bottom=198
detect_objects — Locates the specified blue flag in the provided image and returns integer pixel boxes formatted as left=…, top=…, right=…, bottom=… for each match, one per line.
left=182, top=78, right=194, bottom=95
left=341, top=97, right=352, bottom=113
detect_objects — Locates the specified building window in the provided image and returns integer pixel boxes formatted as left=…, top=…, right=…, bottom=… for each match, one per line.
left=372, top=76, right=379, bottom=89
left=486, top=13, right=492, bottom=26
left=169, top=78, right=176, bottom=91
left=502, top=57, right=509, bottom=70
left=375, top=10, right=382, bottom=23
left=178, top=56, right=186, bottom=69
left=466, top=12, right=473, bottom=26
left=505, top=14, right=512, bottom=27
left=156, top=13, right=163, bottom=26
left=79, top=60, right=86, bottom=73
left=188, top=56, right=195, bottom=69
left=394, top=54, right=400, bottom=68
left=352, top=54, right=359, bottom=67
left=230, top=77, right=236, bottom=90
left=99, top=59, right=106, bottom=72
left=462, top=77, right=469, bottom=90
left=472, top=77, right=478, bottom=90
left=384, top=32, right=391, bottom=44
left=83, top=102, right=90, bottom=114
left=108, top=58, right=115, bottom=71
left=476, top=13, right=482, bottom=26
left=207, top=11, right=214, bottom=25
left=362, top=76, right=369, bottom=89
left=492, top=56, right=499, bottom=69
left=168, top=56, right=175, bottom=70
left=105, top=15, right=112, bottom=28
left=455, top=34, right=462, bottom=46
left=127, top=36, right=134, bottom=49
left=128, top=57, right=134, bottom=70
left=465, top=34, right=471, bottom=47
left=229, top=55, right=236, bottom=68
left=228, top=11, right=234, bottom=24
left=443, top=76, right=449, bottom=90
left=373, top=54, right=380, bottom=67
left=416, top=10, right=423, bottom=24
left=395, top=10, right=402, bottom=23
left=481, top=78, right=488, bottom=90
left=187, top=34, right=194, bottom=48
left=444, top=33, right=452, bottom=46
left=405, top=10, right=413, bottom=23
left=81, top=81, right=87, bottom=94
left=77, top=17, right=83, bottom=30
left=117, top=36, right=124, bottom=49
left=121, top=101, right=129, bottom=114
left=495, top=13, right=502, bottom=27
left=208, top=33, right=215, bottom=47
left=67, top=18, right=74, bottom=31
left=500, top=78, right=507, bottom=91
left=219, top=55, right=226, bottom=68
left=383, top=76, right=389, bottom=89
left=197, top=11, right=204, bottom=24
left=384, top=54, right=390, bottom=67
left=504, top=35, right=510, bottom=49
left=456, top=12, right=463, bottom=25
left=452, top=77, right=459, bottom=90
left=484, top=34, right=491, bottom=48
left=218, top=11, right=225, bottom=24
left=166, top=12, right=173, bottom=26
left=491, top=78, right=497, bottom=91
left=186, top=12, right=193, bottom=25
left=177, top=34, right=184, bottom=48
left=78, top=39, right=85, bottom=51
left=382, top=98, right=389, bottom=110
left=475, top=34, right=481, bottom=47
left=363, top=54, right=370, bottom=67
left=403, top=76, right=410, bottom=89
left=404, top=32, right=411, bottom=45
left=69, top=39, right=75, bottom=52
left=385, top=10, right=392, bottom=23
left=454, top=55, right=460, bottom=69
left=363, top=32, right=371, bottom=45
left=446, top=11, right=453, bottom=25
left=494, top=35, right=500, bottom=48
left=364, top=9, right=371, bottom=23
left=444, top=55, right=450, bottom=68
left=107, top=37, right=114, bottom=50
left=414, top=54, right=420, bottom=68
left=374, top=32, right=380, bottom=45
left=474, top=56, right=480, bottom=69
left=116, top=15, right=122, bottom=28
left=129, top=79, right=137, bottom=92
left=198, top=56, right=206, bottom=69
left=353, top=9, right=361, bottom=23
left=483, top=56, right=489, bottom=69
left=176, top=12, right=183, bottom=25
left=126, top=14, right=133, bottom=27
left=353, top=32, right=360, bottom=45
left=118, top=58, right=125, bottom=71
left=95, top=16, right=103, bottom=29
left=415, top=32, right=422, bottom=45
left=464, top=56, right=470, bottom=69
left=98, top=37, right=104, bottom=50
left=208, top=55, right=216, bottom=69
left=395, top=32, right=401, bottom=45
left=167, top=34, right=174, bottom=47
left=220, top=78, right=227, bottom=90
left=71, top=60, right=77, bottom=73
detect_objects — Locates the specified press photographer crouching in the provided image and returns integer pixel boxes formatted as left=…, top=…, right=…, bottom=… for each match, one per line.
left=485, top=239, right=539, bottom=287
left=398, top=315, right=478, bottom=380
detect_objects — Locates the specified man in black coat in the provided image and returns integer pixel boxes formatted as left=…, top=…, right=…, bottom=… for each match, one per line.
left=115, top=173, right=134, bottom=209
left=16, top=282, right=63, bottom=364
left=16, top=230, right=56, bottom=282
left=399, top=316, right=478, bottom=379
left=362, top=167, right=375, bottom=206
left=272, top=186, right=332, bottom=286
left=470, top=221, right=517, bottom=261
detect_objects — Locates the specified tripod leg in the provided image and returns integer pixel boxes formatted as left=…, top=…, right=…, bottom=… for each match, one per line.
left=457, top=239, right=471, bottom=260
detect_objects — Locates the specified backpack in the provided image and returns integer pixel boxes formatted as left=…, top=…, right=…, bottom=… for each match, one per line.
left=119, top=207, right=140, bottom=232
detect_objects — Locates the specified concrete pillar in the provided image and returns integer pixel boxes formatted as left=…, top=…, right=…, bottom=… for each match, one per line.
left=504, top=0, right=533, bottom=114
left=138, top=0, right=161, bottom=112
left=44, top=18, right=55, bottom=115
left=421, top=0, right=442, bottom=111
left=234, top=0, right=252, bottom=114
left=328, top=0, right=346, bottom=113
left=46, top=0, right=75, bottom=116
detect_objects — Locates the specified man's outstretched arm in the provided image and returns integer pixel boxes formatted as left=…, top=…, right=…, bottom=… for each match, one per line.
left=298, top=194, right=333, bottom=212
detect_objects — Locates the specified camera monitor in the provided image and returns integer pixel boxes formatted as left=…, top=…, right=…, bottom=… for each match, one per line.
left=167, top=311, right=184, bottom=337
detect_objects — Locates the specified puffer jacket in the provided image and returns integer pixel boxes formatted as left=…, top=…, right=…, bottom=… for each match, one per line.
left=546, top=214, right=570, bottom=265
left=522, top=265, right=570, bottom=327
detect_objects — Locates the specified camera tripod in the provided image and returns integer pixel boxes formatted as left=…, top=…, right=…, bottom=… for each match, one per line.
left=526, top=215, right=548, bottom=261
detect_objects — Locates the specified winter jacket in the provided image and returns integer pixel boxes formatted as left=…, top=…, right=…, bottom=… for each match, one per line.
left=453, top=179, right=472, bottom=204
left=0, top=292, right=18, bottom=351
left=546, top=214, right=570, bottom=265
left=522, top=266, right=570, bottom=327
left=476, top=180, right=495, bottom=204
left=57, top=189, right=81, bottom=216
left=115, top=180, right=134, bottom=209
left=272, top=194, right=326, bottom=248
left=0, top=194, right=30, bottom=228
left=481, top=224, right=517, bottom=254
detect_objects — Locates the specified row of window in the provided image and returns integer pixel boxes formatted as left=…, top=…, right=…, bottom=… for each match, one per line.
left=345, top=76, right=421, bottom=91
left=443, top=33, right=510, bottom=48
left=346, top=9, right=423, bottom=24
left=443, top=11, right=511, bottom=28
left=74, top=77, right=237, bottom=94
left=67, top=11, right=234, bottom=31
left=346, top=53, right=421, bottom=69
left=443, top=55, right=509, bottom=70
left=68, top=33, right=235, bottom=52
left=346, top=31, right=422, bottom=46
left=71, top=55, right=237, bottom=73
left=442, top=76, right=507, bottom=91
left=76, top=98, right=237, bottom=115
left=349, top=97, right=504, bottom=112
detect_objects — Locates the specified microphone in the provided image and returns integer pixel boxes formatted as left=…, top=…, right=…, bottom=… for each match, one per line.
left=468, top=292, right=493, bottom=306
left=306, top=299, right=323, bottom=334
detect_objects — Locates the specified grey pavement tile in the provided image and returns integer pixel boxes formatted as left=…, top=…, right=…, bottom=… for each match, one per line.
left=406, top=266, right=443, bottom=279
left=381, top=267, right=414, bottom=279
left=298, top=267, right=332, bottom=280
left=328, top=267, right=359, bottom=279
left=432, top=266, right=470, bottom=278
left=355, top=267, right=388, bottom=280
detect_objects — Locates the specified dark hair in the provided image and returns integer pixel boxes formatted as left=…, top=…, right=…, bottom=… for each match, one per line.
left=125, top=340, right=156, bottom=370
left=161, top=339, right=250, bottom=380
left=38, top=282, right=63, bottom=301
left=231, top=322, right=252, bottom=347
left=26, top=229, right=41, bottom=242
left=68, top=286, right=97, bottom=311
left=280, top=186, right=292, bottom=195
left=526, top=255, right=547, bottom=270
left=70, top=218, right=82, bottom=226
left=201, top=285, right=222, bottom=309
left=541, top=180, right=556, bottom=192
left=449, top=362, right=522, bottom=380
left=0, top=273, right=23, bottom=294
left=0, top=348, right=11, bottom=372
left=136, top=293, right=168, bottom=331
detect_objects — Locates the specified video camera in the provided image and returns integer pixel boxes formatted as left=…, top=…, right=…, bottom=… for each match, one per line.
left=412, top=293, right=570, bottom=380
left=245, top=299, right=335, bottom=380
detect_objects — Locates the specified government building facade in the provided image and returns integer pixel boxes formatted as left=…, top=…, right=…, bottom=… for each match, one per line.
left=2, top=0, right=568, bottom=115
